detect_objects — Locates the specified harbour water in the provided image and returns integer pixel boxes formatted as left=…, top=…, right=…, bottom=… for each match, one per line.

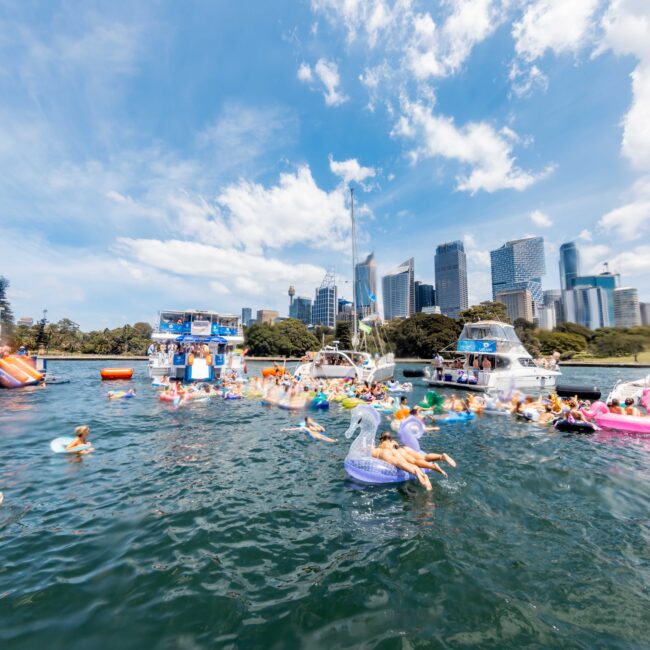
left=1, top=362, right=649, bottom=648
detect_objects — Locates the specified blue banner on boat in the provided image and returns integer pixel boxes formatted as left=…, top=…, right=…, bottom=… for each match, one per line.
left=457, top=339, right=497, bottom=353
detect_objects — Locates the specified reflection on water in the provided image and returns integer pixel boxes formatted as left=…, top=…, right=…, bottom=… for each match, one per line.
left=0, top=361, right=649, bottom=649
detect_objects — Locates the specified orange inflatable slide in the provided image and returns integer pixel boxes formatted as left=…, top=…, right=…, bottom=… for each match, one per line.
left=0, top=355, right=44, bottom=389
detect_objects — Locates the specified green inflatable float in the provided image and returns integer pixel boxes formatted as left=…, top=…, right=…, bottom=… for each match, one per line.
left=418, top=390, right=445, bottom=414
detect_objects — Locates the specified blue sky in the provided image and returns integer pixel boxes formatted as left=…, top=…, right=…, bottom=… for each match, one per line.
left=1, top=0, right=649, bottom=329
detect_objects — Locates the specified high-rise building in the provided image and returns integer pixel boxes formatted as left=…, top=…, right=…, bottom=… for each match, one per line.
left=415, top=281, right=436, bottom=313
left=256, top=309, right=279, bottom=325
left=537, top=305, right=556, bottom=331
left=543, top=289, right=563, bottom=324
left=312, top=271, right=337, bottom=328
left=241, top=308, right=252, bottom=327
left=563, top=287, right=610, bottom=330
left=337, top=298, right=354, bottom=323
left=435, top=241, right=468, bottom=319
left=490, top=237, right=545, bottom=311
left=569, top=270, right=620, bottom=325
left=495, top=288, right=534, bottom=322
left=382, top=258, right=415, bottom=320
left=614, top=287, right=641, bottom=328
left=641, top=302, right=650, bottom=326
left=355, top=252, right=378, bottom=318
left=559, top=242, right=580, bottom=291
left=289, top=296, right=312, bottom=325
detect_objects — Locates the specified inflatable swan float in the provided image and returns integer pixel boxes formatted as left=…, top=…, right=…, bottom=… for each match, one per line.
left=343, top=405, right=428, bottom=484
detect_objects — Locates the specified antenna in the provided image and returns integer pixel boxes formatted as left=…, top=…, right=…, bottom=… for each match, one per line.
left=351, top=187, right=358, bottom=349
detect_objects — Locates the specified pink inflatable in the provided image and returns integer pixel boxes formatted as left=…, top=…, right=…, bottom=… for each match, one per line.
left=581, top=401, right=650, bottom=434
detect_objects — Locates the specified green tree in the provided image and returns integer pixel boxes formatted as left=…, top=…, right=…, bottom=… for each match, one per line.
left=0, top=275, right=15, bottom=343
left=460, top=301, right=510, bottom=324
left=591, top=333, right=645, bottom=360
left=387, top=313, right=461, bottom=358
left=334, top=321, right=352, bottom=349
left=537, top=331, right=587, bottom=357
left=274, top=319, right=319, bottom=356
left=555, top=321, right=593, bottom=342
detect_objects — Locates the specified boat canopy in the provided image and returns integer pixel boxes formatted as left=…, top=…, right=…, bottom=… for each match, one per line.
left=175, top=334, right=228, bottom=344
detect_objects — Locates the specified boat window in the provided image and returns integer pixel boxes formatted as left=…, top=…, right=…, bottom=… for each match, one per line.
left=518, top=358, right=537, bottom=367
left=504, top=328, right=520, bottom=343
left=495, top=356, right=510, bottom=369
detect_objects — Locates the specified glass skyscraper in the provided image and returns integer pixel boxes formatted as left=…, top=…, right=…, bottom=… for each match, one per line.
left=415, top=281, right=436, bottom=312
left=563, top=286, right=610, bottom=330
left=289, top=296, right=312, bottom=325
left=559, top=241, right=580, bottom=291
left=382, top=258, right=415, bottom=320
left=241, top=307, right=252, bottom=327
left=312, top=271, right=337, bottom=328
left=614, top=287, right=641, bottom=328
left=569, top=271, right=620, bottom=325
left=355, top=252, right=377, bottom=317
left=490, top=236, right=545, bottom=308
left=434, top=241, right=468, bottom=319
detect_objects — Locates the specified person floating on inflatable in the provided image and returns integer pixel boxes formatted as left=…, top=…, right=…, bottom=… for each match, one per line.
left=372, top=431, right=456, bottom=490
left=65, top=426, right=94, bottom=454
left=107, top=388, right=136, bottom=400
left=282, top=416, right=336, bottom=443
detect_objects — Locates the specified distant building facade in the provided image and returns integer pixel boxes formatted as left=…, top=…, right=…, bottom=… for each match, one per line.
left=313, top=271, right=337, bottom=328
left=559, top=241, right=580, bottom=291
left=382, top=258, right=415, bottom=320
left=614, top=287, right=641, bottom=328
left=563, top=287, right=610, bottom=330
left=491, top=236, right=545, bottom=312
left=543, top=289, right=563, bottom=324
left=537, top=305, right=556, bottom=331
left=569, top=271, right=620, bottom=325
left=256, top=309, right=279, bottom=325
left=496, top=288, right=534, bottom=323
left=434, top=241, right=468, bottom=319
left=355, top=252, right=378, bottom=318
left=421, top=305, right=441, bottom=315
left=641, top=302, right=650, bottom=326
left=337, top=298, right=354, bottom=323
left=415, top=281, right=436, bottom=313
left=241, top=308, right=252, bottom=327
left=17, top=317, right=34, bottom=327
left=289, top=296, right=312, bottom=325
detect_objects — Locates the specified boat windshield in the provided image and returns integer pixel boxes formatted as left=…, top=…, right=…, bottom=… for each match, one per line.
left=460, top=323, right=517, bottom=341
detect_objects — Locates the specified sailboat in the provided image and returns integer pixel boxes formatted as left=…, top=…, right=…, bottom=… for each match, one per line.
left=294, top=188, right=396, bottom=383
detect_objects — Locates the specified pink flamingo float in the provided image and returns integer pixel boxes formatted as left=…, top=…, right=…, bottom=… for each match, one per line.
left=581, top=389, right=650, bottom=434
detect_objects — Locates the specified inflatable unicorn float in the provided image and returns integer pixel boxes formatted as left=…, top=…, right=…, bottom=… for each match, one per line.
left=343, top=405, right=455, bottom=485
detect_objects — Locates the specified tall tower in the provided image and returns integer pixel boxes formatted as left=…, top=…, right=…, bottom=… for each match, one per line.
left=288, top=285, right=295, bottom=314
left=382, top=258, right=415, bottom=320
left=559, top=242, right=580, bottom=291
left=435, top=241, right=468, bottom=319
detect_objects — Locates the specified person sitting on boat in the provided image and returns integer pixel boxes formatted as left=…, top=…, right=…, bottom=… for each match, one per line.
left=482, top=356, right=492, bottom=371
left=65, top=425, right=94, bottom=454
left=624, top=398, right=642, bottom=417
left=608, top=399, right=624, bottom=415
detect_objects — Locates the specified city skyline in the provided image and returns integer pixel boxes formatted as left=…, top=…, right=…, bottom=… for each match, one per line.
left=2, top=2, right=650, bottom=329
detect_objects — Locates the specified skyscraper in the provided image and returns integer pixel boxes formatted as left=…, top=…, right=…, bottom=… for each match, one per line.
left=640, top=302, right=650, bottom=326
left=435, top=241, right=468, bottom=319
left=355, top=252, right=378, bottom=317
left=569, top=270, right=620, bottom=325
left=490, top=236, right=545, bottom=309
left=289, top=296, right=312, bottom=325
left=559, top=241, right=580, bottom=291
left=382, top=258, right=415, bottom=320
left=415, top=281, right=436, bottom=312
left=241, top=307, right=252, bottom=327
left=312, top=271, right=337, bottom=328
left=543, top=289, right=563, bottom=324
left=496, top=288, right=534, bottom=322
left=563, top=287, right=610, bottom=330
left=614, top=287, right=641, bottom=328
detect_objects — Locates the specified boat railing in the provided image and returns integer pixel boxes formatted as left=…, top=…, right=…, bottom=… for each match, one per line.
left=158, top=323, right=239, bottom=336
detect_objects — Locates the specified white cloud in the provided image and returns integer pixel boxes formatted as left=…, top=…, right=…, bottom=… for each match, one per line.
left=463, top=233, right=491, bottom=267
left=530, top=209, right=553, bottom=227
left=596, top=0, right=650, bottom=171
left=393, top=99, right=554, bottom=193
left=297, top=62, right=314, bottom=82
left=578, top=228, right=593, bottom=241
left=580, top=243, right=611, bottom=272
left=509, top=62, right=549, bottom=97
left=298, top=58, right=348, bottom=106
left=329, top=155, right=376, bottom=185
left=599, top=199, right=650, bottom=240
left=512, top=0, right=601, bottom=62
left=608, top=245, right=650, bottom=275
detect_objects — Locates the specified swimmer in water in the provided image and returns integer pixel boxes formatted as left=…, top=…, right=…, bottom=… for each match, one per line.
left=65, top=425, right=94, bottom=454
left=281, top=416, right=336, bottom=443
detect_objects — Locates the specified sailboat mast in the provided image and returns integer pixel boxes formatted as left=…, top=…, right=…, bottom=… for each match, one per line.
left=350, top=187, right=357, bottom=347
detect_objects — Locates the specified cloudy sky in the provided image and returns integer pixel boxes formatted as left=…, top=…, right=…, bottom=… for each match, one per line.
left=1, top=0, right=648, bottom=328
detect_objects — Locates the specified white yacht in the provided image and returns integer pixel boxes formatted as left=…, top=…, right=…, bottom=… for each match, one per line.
left=424, top=320, right=560, bottom=393
left=148, top=309, right=245, bottom=381
left=294, top=343, right=395, bottom=383
left=608, top=374, right=650, bottom=403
